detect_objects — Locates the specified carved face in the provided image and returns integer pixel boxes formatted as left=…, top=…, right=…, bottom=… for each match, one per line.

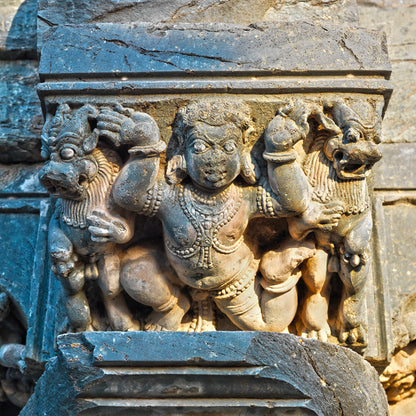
left=184, top=122, right=242, bottom=191
left=324, top=123, right=382, bottom=180
left=39, top=137, right=98, bottom=200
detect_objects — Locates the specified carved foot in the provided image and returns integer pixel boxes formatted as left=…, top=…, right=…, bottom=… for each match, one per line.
left=338, top=325, right=367, bottom=345
left=299, top=322, right=331, bottom=342
left=145, top=293, right=191, bottom=331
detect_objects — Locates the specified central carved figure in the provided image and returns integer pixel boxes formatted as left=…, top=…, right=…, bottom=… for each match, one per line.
left=109, top=98, right=330, bottom=331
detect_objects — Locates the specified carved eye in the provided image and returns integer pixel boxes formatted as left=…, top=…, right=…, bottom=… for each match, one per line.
left=60, top=147, right=75, bottom=160
left=223, top=140, right=237, bottom=153
left=345, top=128, right=362, bottom=143
left=193, top=140, right=208, bottom=154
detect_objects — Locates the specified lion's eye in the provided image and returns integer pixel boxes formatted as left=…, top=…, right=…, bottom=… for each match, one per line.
left=346, top=129, right=361, bottom=142
left=60, top=147, right=75, bottom=160
left=193, top=140, right=208, bottom=153
left=223, top=140, right=237, bottom=153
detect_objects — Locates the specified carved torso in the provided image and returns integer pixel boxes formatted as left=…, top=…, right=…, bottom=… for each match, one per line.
left=160, top=181, right=255, bottom=290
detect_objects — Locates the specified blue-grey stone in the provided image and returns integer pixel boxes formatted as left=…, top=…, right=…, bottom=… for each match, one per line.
left=21, top=332, right=389, bottom=416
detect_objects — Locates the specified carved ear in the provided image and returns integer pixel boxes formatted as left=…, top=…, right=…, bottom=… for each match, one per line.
left=314, top=111, right=342, bottom=135
left=80, top=105, right=100, bottom=154
left=40, top=112, right=54, bottom=159
left=82, top=129, right=99, bottom=154
left=240, top=150, right=259, bottom=185
left=49, top=104, right=71, bottom=138
left=166, top=154, right=187, bottom=185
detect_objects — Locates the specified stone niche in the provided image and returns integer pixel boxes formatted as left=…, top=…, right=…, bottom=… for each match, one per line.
left=17, top=0, right=394, bottom=415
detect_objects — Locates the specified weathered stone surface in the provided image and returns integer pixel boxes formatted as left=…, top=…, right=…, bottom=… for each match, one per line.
left=264, top=0, right=358, bottom=23
left=0, top=164, right=45, bottom=195
left=374, top=143, right=416, bottom=190
left=39, top=22, right=391, bottom=77
left=0, top=60, right=43, bottom=164
left=380, top=203, right=416, bottom=348
left=21, top=332, right=389, bottom=416
left=381, top=342, right=416, bottom=403
left=358, top=0, right=416, bottom=143
left=389, top=394, right=416, bottom=416
left=0, top=0, right=37, bottom=58
left=37, top=0, right=359, bottom=49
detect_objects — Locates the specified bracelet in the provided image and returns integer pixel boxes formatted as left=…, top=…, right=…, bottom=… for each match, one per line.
left=128, top=140, right=167, bottom=157
left=263, top=149, right=297, bottom=164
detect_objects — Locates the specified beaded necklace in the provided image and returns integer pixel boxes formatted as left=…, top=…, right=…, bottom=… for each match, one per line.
left=166, top=182, right=243, bottom=269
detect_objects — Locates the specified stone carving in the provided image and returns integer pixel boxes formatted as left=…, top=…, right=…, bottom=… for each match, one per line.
left=110, top=98, right=342, bottom=332
left=39, top=104, right=145, bottom=332
left=285, top=100, right=382, bottom=344
left=381, top=342, right=416, bottom=403
left=0, top=291, right=33, bottom=409
left=39, top=97, right=382, bottom=343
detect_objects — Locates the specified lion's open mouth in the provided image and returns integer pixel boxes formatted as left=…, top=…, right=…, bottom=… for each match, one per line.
left=41, top=178, right=86, bottom=199
left=333, top=150, right=370, bottom=179
left=342, top=162, right=367, bottom=176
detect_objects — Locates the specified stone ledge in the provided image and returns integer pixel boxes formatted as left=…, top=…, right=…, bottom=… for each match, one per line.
left=21, top=332, right=389, bottom=416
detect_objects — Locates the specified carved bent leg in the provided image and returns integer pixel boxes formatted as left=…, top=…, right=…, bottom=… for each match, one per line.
left=337, top=247, right=370, bottom=345
left=58, top=265, right=92, bottom=332
left=120, top=245, right=190, bottom=331
left=213, top=258, right=299, bottom=332
left=97, top=253, right=139, bottom=331
left=213, top=277, right=298, bottom=332
left=298, top=248, right=331, bottom=342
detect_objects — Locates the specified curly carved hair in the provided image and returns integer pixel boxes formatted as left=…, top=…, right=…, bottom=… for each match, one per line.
left=173, top=98, right=254, bottom=147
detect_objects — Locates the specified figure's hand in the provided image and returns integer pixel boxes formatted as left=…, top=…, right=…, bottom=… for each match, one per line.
left=97, top=105, right=160, bottom=148
left=303, top=200, right=344, bottom=232
left=87, top=209, right=131, bottom=244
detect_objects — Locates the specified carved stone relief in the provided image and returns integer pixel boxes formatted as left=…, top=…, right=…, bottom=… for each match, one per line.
left=0, top=291, right=33, bottom=410
left=39, top=96, right=383, bottom=349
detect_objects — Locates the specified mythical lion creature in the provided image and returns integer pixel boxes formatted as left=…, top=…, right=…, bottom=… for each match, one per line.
left=285, top=99, right=383, bottom=344
left=39, top=103, right=158, bottom=332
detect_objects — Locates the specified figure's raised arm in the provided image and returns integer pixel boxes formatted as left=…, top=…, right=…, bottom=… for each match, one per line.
left=97, top=107, right=166, bottom=213
left=263, top=102, right=342, bottom=217
left=263, top=110, right=310, bottom=216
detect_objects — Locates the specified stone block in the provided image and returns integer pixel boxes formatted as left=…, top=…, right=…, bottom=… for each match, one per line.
left=39, top=22, right=390, bottom=77
left=21, top=332, right=389, bottom=415
left=358, top=1, right=416, bottom=143
left=37, top=0, right=359, bottom=50
left=374, top=143, right=416, bottom=190
left=0, top=60, right=43, bottom=163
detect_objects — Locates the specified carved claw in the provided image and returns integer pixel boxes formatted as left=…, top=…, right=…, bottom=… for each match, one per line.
left=144, top=321, right=171, bottom=332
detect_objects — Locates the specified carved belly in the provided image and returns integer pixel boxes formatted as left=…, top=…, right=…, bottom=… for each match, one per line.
left=166, top=243, right=254, bottom=290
